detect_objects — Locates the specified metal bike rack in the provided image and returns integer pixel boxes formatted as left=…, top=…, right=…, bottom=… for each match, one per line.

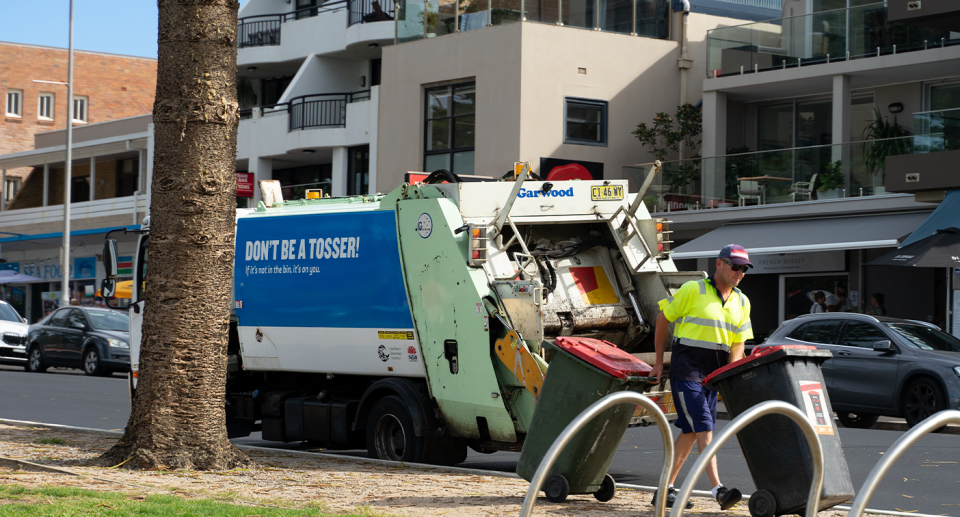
left=671, top=400, right=825, bottom=517
left=848, top=409, right=960, bottom=517
left=519, top=391, right=675, bottom=517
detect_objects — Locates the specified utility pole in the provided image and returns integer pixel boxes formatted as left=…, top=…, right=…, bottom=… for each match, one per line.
left=60, top=0, right=75, bottom=308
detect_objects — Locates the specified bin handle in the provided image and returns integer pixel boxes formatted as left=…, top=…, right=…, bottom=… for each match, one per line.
left=519, top=391, right=674, bottom=517
left=671, top=400, right=824, bottom=517
left=848, top=409, right=960, bottom=517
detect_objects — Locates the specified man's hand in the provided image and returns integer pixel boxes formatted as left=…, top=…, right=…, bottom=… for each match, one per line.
left=650, top=362, right=664, bottom=384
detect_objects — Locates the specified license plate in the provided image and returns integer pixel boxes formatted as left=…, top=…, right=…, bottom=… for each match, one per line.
left=591, top=185, right=624, bottom=201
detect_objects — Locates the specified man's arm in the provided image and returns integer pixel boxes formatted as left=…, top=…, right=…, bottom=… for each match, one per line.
left=728, top=342, right=745, bottom=364
left=651, top=311, right=669, bottom=384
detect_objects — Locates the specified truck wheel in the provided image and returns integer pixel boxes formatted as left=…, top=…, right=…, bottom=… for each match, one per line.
left=593, top=473, right=616, bottom=502
left=748, top=490, right=776, bottom=517
left=26, top=345, right=47, bottom=373
left=366, top=396, right=424, bottom=462
left=836, top=412, right=878, bottom=429
left=902, top=378, right=946, bottom=428
left=544, top=474, right=569, bottom=503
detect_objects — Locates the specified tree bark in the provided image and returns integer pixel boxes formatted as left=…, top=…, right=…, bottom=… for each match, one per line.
left=98, top=0, right=252, bottom=470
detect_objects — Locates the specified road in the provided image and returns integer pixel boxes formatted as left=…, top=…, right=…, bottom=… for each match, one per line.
left=2, top=366, right=958, bottom=515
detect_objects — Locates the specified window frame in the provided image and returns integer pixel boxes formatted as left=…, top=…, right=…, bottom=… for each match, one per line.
left=72, top=95, right=88, bottom=123
left=5, top=178, right=21, bottom=203
left=38, top=92, right=55, bottom=120
left=423, top=81, right=476, bottom=175
left=5, top=89, right=22, bottom=118
left=564, top=97, right=608, bottom=147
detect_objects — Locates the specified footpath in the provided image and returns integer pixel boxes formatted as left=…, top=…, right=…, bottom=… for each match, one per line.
left=0, top=422, right=789, bottom=517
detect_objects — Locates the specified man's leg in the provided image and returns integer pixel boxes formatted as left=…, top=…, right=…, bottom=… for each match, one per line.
left=668, top=432, right=698, bottom=485
left=695, top=430, right=721, bottom=488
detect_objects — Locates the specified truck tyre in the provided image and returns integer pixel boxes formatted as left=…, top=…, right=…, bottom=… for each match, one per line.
left=366, top=396, right=424, bottom=462
left=902, top=378, right=946, bottom=429
left=26, top=345, right=47, bottom=373
left=836, top=412, right=878, bottom=429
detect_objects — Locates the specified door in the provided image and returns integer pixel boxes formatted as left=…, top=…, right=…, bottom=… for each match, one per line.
left=831, top=321, right=899, bottom=409
left=347, top=145, right=370, bottom=196
left=41, top=309, right=70, bottom=363
left=61, top=309, right=88, bottom=365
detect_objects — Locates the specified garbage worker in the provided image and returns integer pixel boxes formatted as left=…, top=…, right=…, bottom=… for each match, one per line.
left=649, top=244, right=753, bottom=511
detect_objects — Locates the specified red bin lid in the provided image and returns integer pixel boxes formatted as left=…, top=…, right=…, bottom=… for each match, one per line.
left=701, top=344, right=817, bottom=387
left=553, top=336, right=652, bottom=380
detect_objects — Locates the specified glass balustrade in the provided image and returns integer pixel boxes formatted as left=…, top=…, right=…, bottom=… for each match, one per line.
left=914, top=108, right=960, bottom=153
left=623, top=136, right=914, bottom=212
left=706, top=2, right=960, bottom=78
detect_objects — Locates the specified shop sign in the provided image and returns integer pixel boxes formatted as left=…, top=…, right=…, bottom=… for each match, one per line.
left=237, top=172, right=254, bottom=198
left=750, top=251, right=844, bottom=274
left=9, top=256, right=98, bottom=282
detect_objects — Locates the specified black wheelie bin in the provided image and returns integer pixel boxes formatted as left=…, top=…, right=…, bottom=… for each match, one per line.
left=702, top=345, right=854, bottom=517
left=516, top=336, right=656, bottom=503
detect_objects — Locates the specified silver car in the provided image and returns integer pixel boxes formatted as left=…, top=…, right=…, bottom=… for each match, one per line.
left=761, top=313, right=960, bottom=429
left=0, top=301, right=29, bottom=367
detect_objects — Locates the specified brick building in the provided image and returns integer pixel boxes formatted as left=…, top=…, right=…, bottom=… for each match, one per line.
left=0, top=41, right=156, bottom=204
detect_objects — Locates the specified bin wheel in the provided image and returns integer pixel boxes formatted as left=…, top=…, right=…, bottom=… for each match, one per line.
left=748, top=490, right=776, bottom=517
left=593, top=473, right=616, bottom=502
left=836, top=412, right=879, bottom=429
left=544, top=474, right=569, bottom=503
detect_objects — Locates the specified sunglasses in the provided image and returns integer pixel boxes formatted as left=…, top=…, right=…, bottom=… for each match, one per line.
left=720, top=259, right=749, bottom=273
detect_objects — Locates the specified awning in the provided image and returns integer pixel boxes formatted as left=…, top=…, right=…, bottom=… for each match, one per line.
left=899, top=190, right=960, bottom=248
left=671, top=212, right=932, bottom=259
left=0, top=225, right=140, bottom=252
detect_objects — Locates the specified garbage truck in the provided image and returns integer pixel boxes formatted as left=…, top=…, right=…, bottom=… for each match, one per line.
left=103, top=166, right=703, bottom=465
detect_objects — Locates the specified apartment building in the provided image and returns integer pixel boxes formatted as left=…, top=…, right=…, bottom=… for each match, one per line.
left=235, top=0, right=777, bottom=205
left=630, top=0, right=960, bottom=338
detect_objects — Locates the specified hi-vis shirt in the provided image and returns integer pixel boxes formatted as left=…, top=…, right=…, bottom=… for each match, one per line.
left=658, top=277, right=753, bottom=382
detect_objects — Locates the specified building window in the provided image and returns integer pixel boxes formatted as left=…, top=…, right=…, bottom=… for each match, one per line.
left=5, top=89, right=22, bottom=117
left=565, top=98, right=607, bottom=146
left=348, top=145, right=370, bottom=196
left=73, top=96, right=88, bottom=123
left=424, top=82, right=475, bottom=175
left=38, top=92, right=54, bottom=120
left=4, top=179, right=20, bottom=202
left=116, top=158, right=139, bottom=197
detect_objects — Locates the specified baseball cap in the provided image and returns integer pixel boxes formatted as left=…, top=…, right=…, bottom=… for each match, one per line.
left=718, top=244, right=754, bottom=268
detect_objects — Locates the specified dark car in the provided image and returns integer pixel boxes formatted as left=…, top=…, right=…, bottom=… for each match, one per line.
left=758, top=313, right=960, bottom=429
left=26, top=307, right=130, bottom=376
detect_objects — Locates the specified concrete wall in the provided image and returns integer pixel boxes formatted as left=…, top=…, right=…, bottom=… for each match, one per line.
left=283, top=56, right=365, bottom=102
left=873, top=82, right=923, bottom=133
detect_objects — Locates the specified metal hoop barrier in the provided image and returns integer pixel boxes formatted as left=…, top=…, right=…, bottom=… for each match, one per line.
left=848, top=409, right=960, bottom=517
left=671, top=400, right=825, bottom=517
left=519, top=391, right=675, bottom=517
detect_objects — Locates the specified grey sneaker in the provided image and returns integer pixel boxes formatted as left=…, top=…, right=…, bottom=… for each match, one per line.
left=716, top=486, right=742, bottom=510
left=651, top=486, right=694, bottom=509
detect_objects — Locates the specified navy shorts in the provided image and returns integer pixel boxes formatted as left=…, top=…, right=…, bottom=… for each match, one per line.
left=673, top=380, right=719, bottom=434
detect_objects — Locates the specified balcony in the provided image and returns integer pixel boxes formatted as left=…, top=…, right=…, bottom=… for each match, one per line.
left=706, top=2, right=960, bottom=78
left=349, top=0, right=397, bottom=26
left=914, top=107, right=960, bottom=153
left=238, top=3, right=343, bottom=48
left=250, top=91, right=371, bottom=131
left=624, top=136, right=914, bottom=212
left=885, top=108, right=960, bottom=195
left=396, top=0, right=671, bottom=43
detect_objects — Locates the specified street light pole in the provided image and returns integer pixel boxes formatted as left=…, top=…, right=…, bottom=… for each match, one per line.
left=60, top=0, right=75, bottom=308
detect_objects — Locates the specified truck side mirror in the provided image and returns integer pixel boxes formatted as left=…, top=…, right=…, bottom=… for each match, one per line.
left=873, top=340, right=893, bottom=351
left=103, top=239, right=119, bottom=278
left=101, top=278, right=116, bottom=299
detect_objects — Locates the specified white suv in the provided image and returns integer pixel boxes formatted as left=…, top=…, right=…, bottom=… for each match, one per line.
left=0, top=301, right=29, bottom=367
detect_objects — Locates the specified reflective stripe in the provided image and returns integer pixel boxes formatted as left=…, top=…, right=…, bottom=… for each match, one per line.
left=738, top=291, right=746, bottom=308
left=677, top=337, right=731, bottom=353
left=698, top=280, right=706, bottom=295
left=677, top=391, right=696, bottom=431
left=682, top=316, right=749, bottom=334
left=666, top=296, right=674, bottom=303
left=739, top=320, right=752, bottom=332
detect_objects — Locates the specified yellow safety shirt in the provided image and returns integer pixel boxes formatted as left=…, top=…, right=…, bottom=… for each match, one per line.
left=658, top=277, right=753, bottom=353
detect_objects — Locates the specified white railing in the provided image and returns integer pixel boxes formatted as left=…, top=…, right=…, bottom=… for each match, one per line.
left=0, top=195, right=147, bottom=230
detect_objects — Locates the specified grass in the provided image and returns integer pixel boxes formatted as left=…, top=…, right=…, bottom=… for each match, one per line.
left=0, top=485, right=356, bottom=516
left=32, top=438, right=66, bottom=445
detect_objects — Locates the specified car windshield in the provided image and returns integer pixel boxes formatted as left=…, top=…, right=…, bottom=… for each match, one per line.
left=886, top=323, right=960, bottom=353
left=86, top=311, right=129, bottom=332
left=0, top=304, right=21, bottom=323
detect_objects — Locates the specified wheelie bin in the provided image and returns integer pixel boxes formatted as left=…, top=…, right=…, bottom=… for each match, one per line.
left=702, top=345, right=854, bottom=517
left=516, top=336, right=655, bottom=503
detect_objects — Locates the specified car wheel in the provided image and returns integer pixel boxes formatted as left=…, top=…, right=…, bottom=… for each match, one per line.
left=366, top=396, right=424, bottom=463
left=25, top=345, right=47, bottom=373
left=836, top=412, right=879, bottom=429
left=82, top=348, right=105, bottom=377
left=902, top=378, right=946, bottom=428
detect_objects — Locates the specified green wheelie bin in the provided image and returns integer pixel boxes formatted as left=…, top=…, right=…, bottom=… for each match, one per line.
left=517, top=336, right=655, bottom=503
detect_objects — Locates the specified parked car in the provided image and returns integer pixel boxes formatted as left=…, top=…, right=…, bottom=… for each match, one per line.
left=26, top=307, right=130, bottom=376
left=0, top=301, right=29, bottom=367
left=758, top=313, right=960, bottom=429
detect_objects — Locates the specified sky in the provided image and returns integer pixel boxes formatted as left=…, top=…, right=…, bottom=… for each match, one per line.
left=0, top=0, right=247, bottom=59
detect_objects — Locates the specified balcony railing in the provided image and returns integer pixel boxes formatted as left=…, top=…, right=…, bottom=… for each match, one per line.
left=914, top=108, right=960, bottom=153
left=348, top=0, right=397, bottom=26
left=237, top=1, right=348, bottom=48
left=624, top=136, right=914, bottom=212
left=706, top=2, right=960, bottom=78
left=397, top=0, right=670, bottom=43
left=246, top=91, right=371, bottom=131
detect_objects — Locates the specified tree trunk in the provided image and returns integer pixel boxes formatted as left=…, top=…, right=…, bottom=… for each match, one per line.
left=98, top=0, right=252, bottom=470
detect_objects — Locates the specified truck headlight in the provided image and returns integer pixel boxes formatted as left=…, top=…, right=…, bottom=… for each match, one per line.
left=108, top=338, right=129, bottom=349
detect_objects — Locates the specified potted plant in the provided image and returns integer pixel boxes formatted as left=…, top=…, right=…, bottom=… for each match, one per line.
left=817, top=160, right=844, bottom=199
left=861, top=108, right=912, bottom=194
